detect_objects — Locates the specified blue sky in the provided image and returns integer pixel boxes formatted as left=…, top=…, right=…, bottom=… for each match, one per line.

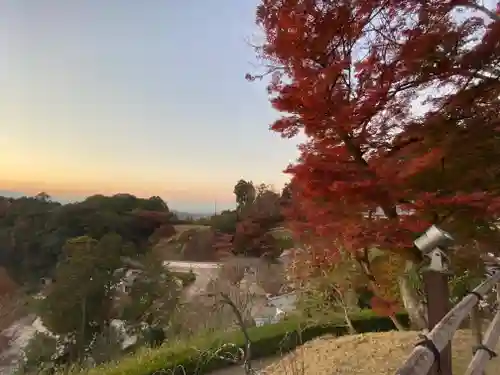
left=0, top=0, right=301, bottom=212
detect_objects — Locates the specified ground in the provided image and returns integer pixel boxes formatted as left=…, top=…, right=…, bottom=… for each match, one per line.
left=153, top=224, right=213, bottom=261
left=173, top=224, right=212, bottom=235
left=267, top=227, right=292, bottom=240
left=210, top=330, right=500, bottom=375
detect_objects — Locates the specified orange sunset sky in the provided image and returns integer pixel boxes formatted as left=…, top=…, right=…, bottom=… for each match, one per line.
left=0, top=0, right=302, bottom=212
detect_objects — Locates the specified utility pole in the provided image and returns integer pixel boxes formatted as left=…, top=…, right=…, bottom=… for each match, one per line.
left=214, top=200, right=217, bottom=216
left=414, top=225, right=454, bottom=375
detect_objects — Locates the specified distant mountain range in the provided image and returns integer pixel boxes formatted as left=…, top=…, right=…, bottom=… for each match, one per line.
left=0, top=190, right=211, bottom=219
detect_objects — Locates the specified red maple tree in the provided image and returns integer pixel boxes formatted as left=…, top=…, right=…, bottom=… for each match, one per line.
left=252, top=0, right=500, bottom=325
left=252, top=0, right=500, bottom=261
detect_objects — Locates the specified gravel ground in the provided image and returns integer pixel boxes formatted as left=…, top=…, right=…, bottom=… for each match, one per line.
left=223, top=330, right=500, bottom=375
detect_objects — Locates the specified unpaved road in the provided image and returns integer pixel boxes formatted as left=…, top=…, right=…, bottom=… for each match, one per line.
left=208, top=356, right=279, bottom=375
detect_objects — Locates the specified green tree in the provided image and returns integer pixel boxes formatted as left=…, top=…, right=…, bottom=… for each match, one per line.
left=233, top=180, right=256, bottom=211
left=210, top=210, right=238, bottom=234
left=0, top=193, right=174, bottom=287
left=118, top=254, right=181, bottom=332
left=48, top=194, right=173, bottom=249
left=0, top=196, right=61, bottom=285
left=16, top=332, right=59, bottom=375
left=38, top=234, right=125, bottom=362
left=296, top=249, right=362, bottom=333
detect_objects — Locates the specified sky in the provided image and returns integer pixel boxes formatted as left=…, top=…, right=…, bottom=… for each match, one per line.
left=0, top=1, right=302, bottom=213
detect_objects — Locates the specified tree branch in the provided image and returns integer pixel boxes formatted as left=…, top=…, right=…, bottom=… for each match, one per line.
left=458, top=2, right=500, bottom=22
left=207, top=291, right=255, bottom=375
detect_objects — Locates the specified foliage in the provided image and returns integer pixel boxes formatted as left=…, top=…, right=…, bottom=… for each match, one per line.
left=272, top=236, right=295, bottom=252
left=233, top=180, right=256, bottom=211
left=369, top=251, right=407, bottom=315
left=49, top=195, right=173, bottom=250
left=0, top=196, right=62, bottom=285
left=232, top=183, right=286, bottom=258
left=38, top=234, right=125, bottom=361
left=299, top=257, right=362, bottom=311
left=207, top=210, right=239, bottom=234
left=448, top=269, right=483, bottom=306
left=0, top=193, right=174, bottom=286
left=16, top=332, right=59, bottom=375
left=171, top=270, right=196, bottom=287
left=68, top=310, right=409, bottom=375
left=211, top=181, right=291, bottom=259
left=118, top=255, right=181, bottom=331
left=252, top=0, right=500, bottom=256
left=251, top=0, right=500, bottom=326
left=87, top=326, right=124, bottom=365
left=291, top=246, right=365, bottom=332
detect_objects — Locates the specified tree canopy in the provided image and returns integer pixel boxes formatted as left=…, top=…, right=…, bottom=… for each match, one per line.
left=0, top=193, right=174, bottom=286
left=252, top=0, right=500, bottom=261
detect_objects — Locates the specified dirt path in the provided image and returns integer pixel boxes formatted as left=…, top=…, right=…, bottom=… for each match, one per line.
left=207, top=356, right=279, bottom=375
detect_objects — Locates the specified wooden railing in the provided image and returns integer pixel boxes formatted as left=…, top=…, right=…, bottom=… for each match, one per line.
left=396, top=255, right=500, bottom=375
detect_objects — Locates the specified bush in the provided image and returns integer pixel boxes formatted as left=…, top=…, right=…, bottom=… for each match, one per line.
left=16, top=332, right=59, bottom=375
left=77, top=310, right=409, bottom=375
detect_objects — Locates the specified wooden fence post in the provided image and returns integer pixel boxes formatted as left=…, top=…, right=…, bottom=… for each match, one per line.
left=414, top=225, right=454, bottom=375
left=395, top=270, right=500, bottom=375
left=422, top=270, right=452, bottom=375
left=464, top=281, right=500, bottom=375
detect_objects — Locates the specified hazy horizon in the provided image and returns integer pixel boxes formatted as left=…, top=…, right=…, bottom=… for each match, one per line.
left=1, top=1, right=303, bottom=213
left=0, top=188, right=233, bottom=214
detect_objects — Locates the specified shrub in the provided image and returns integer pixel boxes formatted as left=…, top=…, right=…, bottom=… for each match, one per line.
left=16, top=332, right=59, bottom=375
left=76, top=310, right=409, bottom=375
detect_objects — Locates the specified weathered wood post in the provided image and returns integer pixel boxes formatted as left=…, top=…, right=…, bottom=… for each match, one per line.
left=413, top=225, right=454, bottom=375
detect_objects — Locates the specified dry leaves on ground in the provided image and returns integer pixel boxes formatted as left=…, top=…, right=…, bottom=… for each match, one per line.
left=259, top=330, right=500, bottom=375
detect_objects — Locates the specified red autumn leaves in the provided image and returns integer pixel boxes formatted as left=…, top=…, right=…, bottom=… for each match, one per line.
left=253, top=0, right=500, bottom=316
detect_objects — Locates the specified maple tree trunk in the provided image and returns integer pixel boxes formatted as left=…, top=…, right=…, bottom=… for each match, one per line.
left=335, top=289, right=357, bottom=334
left=398, top=261, right=428, bottom=330
left=342, top=305, right=357, bottom=334
left=398, top=275, right=428, bottom=330
left=398, top=276, right=427, bottom=330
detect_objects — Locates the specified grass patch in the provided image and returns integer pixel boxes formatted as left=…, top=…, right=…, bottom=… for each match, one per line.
left=70, top=311, right=409, bottom=375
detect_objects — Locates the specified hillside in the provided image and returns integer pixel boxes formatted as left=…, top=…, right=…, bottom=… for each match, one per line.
left=153, top=224, right=217, bottom=261
left=0, top=185, right=294, bottom=374
left=259, top=330, right=499, bottom=375
left=155, top=224, right=291, bottom=299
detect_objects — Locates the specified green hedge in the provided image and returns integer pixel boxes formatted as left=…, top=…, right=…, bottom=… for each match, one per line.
left=82, top=311, right=409, bottom=375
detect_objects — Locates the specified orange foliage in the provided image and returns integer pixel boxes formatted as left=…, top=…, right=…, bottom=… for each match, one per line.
left=253, top=0, right=500, bottom=259
left=253, top=1, right=500, bottom=320
left=370, top=295, right=400, bottom=317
